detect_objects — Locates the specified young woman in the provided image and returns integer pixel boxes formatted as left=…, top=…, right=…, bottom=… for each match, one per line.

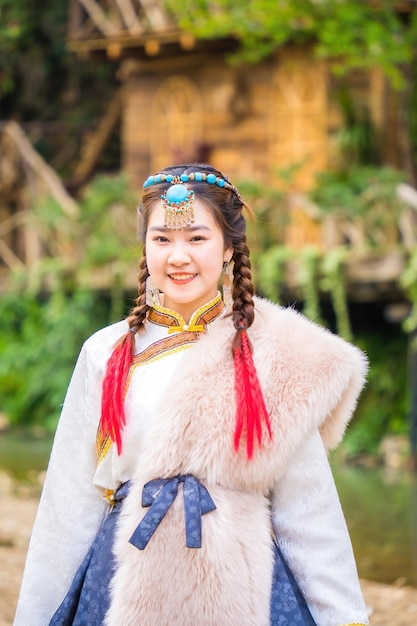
left=14, top=164, right=369, bottom=626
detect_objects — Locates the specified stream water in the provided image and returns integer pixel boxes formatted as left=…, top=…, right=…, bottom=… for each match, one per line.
left=332, top=461, right=417, bottom=586
left=1, top=431, right=416, bottom=587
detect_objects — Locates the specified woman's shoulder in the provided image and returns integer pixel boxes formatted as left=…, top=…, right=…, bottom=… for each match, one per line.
left=82, top=319, right=129, bottom=357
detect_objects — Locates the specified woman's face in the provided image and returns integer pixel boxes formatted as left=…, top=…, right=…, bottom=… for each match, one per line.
left=145, top=197, right=233, bottom=322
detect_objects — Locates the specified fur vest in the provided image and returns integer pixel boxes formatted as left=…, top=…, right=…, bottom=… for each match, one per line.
left=105, top=297, right=368, bottom=626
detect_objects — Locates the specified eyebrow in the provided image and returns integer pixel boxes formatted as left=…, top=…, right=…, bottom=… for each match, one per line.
left=148, top=225, right=212, bottom=233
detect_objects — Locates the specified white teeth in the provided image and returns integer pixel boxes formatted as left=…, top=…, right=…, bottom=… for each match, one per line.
left=170, top=274, right=196, bottom=280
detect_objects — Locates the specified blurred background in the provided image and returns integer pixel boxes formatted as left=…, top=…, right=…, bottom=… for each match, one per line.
left=1, top=1, right=417, bottom=624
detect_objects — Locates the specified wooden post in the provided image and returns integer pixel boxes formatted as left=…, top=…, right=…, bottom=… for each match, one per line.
left=67, top=0, right=84, bottom=38
left=77, top=0, right=119, bottom=36
left=2, top=122, right=79, bottom=219
left=114, top=0, right=143, bottom=34
left=72, top=88, right=123, bottom=184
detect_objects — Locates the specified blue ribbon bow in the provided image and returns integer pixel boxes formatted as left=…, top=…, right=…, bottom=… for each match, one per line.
left=129, top=475, right=216, bottom=550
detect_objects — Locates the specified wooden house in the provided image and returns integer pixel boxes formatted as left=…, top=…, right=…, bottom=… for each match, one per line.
left=65, top=0, right=409, bottom=192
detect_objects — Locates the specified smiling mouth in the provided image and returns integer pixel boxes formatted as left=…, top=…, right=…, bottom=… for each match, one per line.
left=169, top=273, right=197, bottom=281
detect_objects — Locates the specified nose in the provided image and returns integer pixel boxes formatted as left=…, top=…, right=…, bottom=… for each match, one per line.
left=167, top=241, right=191, bottom=266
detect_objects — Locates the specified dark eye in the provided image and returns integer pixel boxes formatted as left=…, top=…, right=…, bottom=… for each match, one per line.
left=191, top=235, right=206, bottom=242
left=154, top=236, right=169, bottom=243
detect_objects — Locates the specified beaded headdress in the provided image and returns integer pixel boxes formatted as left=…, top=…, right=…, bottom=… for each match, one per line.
left=143, top=171, right=244, bottom=229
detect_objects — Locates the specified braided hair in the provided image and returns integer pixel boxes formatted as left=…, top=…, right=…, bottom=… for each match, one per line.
left=100, top=163, right=271, bottom=458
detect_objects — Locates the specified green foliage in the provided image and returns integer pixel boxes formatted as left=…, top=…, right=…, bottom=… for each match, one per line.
left=237, top=178, right=288, bottom=250
left=77, top=174, right=138, bottom=267
left=298, top=246, right=323, bottom=324
left=252, top=165, right=404, bottom=339
left=0, top=0, right=67, bottom=99
left=256, top=243, right=352, bottom=339
left=256, top=245, right=294, bottom=302
left=400, top=247, right=417, bottom=335
left=344, top=329, right=408, bottom=455
left=31, top=173, right=138, bottom=276
left=165, top=0, right=417, bottom=88
left=311, top=166, right=407, bottom=216
left=332, top=85, right=379, bottom=167
left=320, top=247, right=352, bottom=341
left=0, top=288, right=110, bottom=430
left=311, top=166, right=408, bottom=250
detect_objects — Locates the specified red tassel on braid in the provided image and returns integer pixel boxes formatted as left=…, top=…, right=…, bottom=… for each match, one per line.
left=233, top=328, right=272, bottom=459
left=100, top=331, right=135, bottom=455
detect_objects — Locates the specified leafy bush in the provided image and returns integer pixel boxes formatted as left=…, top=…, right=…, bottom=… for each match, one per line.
left=311, top=166, right=406, bottom=218
left=0, top=288, right=112, bottom=430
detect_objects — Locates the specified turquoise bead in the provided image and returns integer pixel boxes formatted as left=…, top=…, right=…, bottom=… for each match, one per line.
left=180, top=174, right=189, bottom=182
left=217, top=179, right=225, bottom=187
left=206, top=174, right=217, bottom=184
left=194, top=172, right=203, bottom=181
left=166, top=175, right=174, bottom=182
left=166, top=184, right=189, bottom=203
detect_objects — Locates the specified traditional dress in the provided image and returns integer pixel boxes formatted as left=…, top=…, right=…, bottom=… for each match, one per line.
left=14, top=293, right=369, bottom=626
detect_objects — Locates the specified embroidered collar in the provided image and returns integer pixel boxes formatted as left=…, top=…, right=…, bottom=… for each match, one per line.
left=147, top=292, right=225, bottom=333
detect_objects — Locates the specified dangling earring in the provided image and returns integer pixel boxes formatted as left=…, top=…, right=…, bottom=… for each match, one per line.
left=146, top=276, right=161, bottom=307
left=222, top=261, right=233, bottom=307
